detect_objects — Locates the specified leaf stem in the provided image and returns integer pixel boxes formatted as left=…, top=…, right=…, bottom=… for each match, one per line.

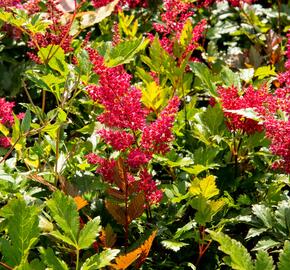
left=0, top=262, right=13, bottom=270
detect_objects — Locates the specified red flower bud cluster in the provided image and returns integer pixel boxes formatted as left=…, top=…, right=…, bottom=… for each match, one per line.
left=218, top=33, right=290, bottom=173
left=86, top=48, right=180, bottom=205
left=261, top=33, right=290, bottom=173
left=218, top=85, right=266, bottom=134
left=27, top=0, right=73, bottom=62
left=149, top=0, right=206, bottom=57
left=0, top=98, right=19, bottom=148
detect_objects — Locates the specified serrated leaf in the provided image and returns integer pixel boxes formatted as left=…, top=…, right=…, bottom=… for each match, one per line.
left=49, top=230, right=76, bottom=246
left=39, top=247, right=69, bottom=270
left=254, top=250, right=274, bottom=270
left=46, top=191, right=79, bottom=244
left=210, top=231, right=254, bottom=270
left=128, top=193, right=145, bottom=223
left=105, top=201, right=126, bottom=226
left=162, top=240, right=189, bottom=252
left=278, top=241, right=290, bottom=270
left=78, top=217, right=101, bottom=250
left=100, top=224, right=117, bottom=248
left=135, top=230, right=157, bottom=268
left=105, top=37, right=149, bottom=67
left=252, top=204, right=273, bottom=228
left=81, top=249, right=120, bottom=270
left=111, top=230, right=157, bottom=269
left=74, top=196, right=88, bottom=211
left=190, top=175, right=219, bottom=199
left=254, top=66, right=276, bottom=79
left=174, top=220, right=197, bottom=239
left=0, top=197, right=40, bottom=266
left=252, top=239, right=280, bottom=251
left=111, top=248, right=141, bottom=270
left=224, top=108, right=261, bottom=121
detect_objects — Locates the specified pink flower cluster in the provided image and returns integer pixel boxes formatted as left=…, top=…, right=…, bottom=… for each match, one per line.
left=218, top=33, right=290, bottom=173
left=218, top=85, right=266, bottom=134
left=149, top=0, right=206, bottom=57
left=0, top=0, right=21, bottom=8
left=261, top=34, right=290, bottom=173
left=86, top=49, right=180, bottom=205
left=0, top=98, right=16, bottom=148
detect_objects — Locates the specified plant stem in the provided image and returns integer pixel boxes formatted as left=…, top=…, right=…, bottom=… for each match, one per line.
left=42, top=90, right=46, bottom=113
left=76, top=248, right=80, bottom=270
left=124, top=172, right=129, bottom=251
left=0, top=262, right=13, bottom=270
left=54, top=126, right=61, bottom=186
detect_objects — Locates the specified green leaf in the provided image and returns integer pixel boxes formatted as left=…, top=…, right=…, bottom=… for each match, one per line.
left=278, top=241, right=290, bottom=270
left=189, top=175, right=219, bottom=199
left=224, top=108, right=261, bottom=121
left=254, top=66, right=276, bottom=79
left=173, top=220, right=197, bottom=240
left=39, top=247, right=69, bottom=270
left=189, top=62, right=217, bottom=97
left=46, top=191, right=79, bottom=245
left=105, top=37, right=149, bottom=67
left=161, top=240, right=189, bottom=252
left=252, top=204, right=273, bottom=228
left=81, top=249, right=120, bottom=270
left=220, top=66, right=241, bottom=89
left=210, top=231, right=254, bottom=270
left=49, top=230, right=76, bottom=247
left=0, top=197, right=40, bottom=266
left=253, top=239, right=280, bottom=251
left=38, top=45, right=68, bottom=75
left=254, top=250, right=274, bottom=270
left=78, top=217, right=101, bottom=250
left=199, top=104, right=225, bottom=136
left=0, top=123, right=9, bottom=137
left=21, top=110, right=31, bottom=133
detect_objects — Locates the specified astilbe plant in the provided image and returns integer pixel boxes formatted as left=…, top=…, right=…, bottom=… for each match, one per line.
left=85, top=47, right=179, bottom=243
left=259, top=33, right=290, bottom=173
left=218, top=33, right=290, bottom=174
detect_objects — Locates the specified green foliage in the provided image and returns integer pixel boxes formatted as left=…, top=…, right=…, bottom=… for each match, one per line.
left=0, top=1, right=289, bottom=269
left=0, top=197, right=40, bottom=267
left=210, top=231, right=254, bottom=270
left=81, top=249, right=120, bottom=270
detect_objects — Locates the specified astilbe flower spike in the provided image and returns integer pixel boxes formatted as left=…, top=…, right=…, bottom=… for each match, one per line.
left=0, top=98, right=20, bottom=148
left=218, top=32, right=290, bottom=173
left=259, top=32, right=290, bottom=173
left=149, top=0, right=206, bottom=57
left=218, top=85, right=266, bottom=134
left=85, top=48, right=179, bottom=205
